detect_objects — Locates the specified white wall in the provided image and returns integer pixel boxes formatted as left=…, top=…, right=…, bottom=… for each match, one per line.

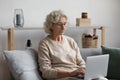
left=0, top=0, right=120, bottom=47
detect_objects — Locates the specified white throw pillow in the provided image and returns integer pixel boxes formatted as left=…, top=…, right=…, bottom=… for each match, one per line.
left=3, top=49, right=43, bottom=80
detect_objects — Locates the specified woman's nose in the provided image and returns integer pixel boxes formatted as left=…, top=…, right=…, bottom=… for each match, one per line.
left=61, top=25, right=66, bottom=30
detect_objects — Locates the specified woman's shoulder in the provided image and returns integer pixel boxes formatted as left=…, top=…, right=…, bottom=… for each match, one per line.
left=39, top=36, right=50, bottom=45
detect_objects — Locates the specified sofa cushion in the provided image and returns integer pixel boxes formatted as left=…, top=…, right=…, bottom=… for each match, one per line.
left=3, top=49, right=43, bottom=80
left=101, top=46, right=120, bottom=79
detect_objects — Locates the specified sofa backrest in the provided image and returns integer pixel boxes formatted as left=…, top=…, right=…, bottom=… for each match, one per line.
left=80, top=48, right=102, bottom=61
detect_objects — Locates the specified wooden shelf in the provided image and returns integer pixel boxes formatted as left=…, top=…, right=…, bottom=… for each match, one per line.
left=1, top=27, right=43, bottom=30
left=2, top=26, right=102, bottom=30
left=2, top=26, right=105, bottom=50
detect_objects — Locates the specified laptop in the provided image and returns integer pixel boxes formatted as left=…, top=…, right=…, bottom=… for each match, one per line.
left=78, top=54, right=109, bottom=80
left=84, top=54, right=109, bottom=80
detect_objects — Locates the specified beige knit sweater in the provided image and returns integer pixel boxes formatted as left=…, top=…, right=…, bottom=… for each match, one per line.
left=38, top=35, right=85, bottom=80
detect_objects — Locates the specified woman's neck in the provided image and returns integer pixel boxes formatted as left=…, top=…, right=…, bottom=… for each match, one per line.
left=49, top=34, right=62, bottom=42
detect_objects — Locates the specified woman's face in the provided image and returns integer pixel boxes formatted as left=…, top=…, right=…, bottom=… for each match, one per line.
left=51, top=17, right=67, bottom=36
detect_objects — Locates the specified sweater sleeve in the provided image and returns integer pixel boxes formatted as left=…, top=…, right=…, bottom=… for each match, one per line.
left=76, top=47, right=86, bottom=68
left=70, top=38, right=86, bottom=68
left=38, top=41, right=57, bottom=79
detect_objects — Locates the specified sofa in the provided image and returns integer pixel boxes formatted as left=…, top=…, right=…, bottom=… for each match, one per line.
left=2, top=27, right=120, bottom=80
left=4, top=47, right=120, bottom=80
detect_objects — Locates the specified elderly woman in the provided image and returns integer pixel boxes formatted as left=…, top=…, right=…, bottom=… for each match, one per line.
left=38, top=10, right=86, bottom=80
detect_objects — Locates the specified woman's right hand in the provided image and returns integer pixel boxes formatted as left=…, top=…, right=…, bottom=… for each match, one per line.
left=69, top=68, right=85, bottom=77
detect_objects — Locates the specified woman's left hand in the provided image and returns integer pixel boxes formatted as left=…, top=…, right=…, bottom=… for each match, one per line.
left=78, top=67, right=85, bottom=75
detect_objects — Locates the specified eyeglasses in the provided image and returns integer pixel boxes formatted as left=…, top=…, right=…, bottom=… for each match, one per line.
left=53, top=22, right=67, bottom=27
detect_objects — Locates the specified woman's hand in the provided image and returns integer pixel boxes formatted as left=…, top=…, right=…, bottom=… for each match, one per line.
left=69, top=67, right=85, bottom=77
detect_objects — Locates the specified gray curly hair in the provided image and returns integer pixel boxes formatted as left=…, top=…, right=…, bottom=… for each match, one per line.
left=44, top=10, right=67, bottom=34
